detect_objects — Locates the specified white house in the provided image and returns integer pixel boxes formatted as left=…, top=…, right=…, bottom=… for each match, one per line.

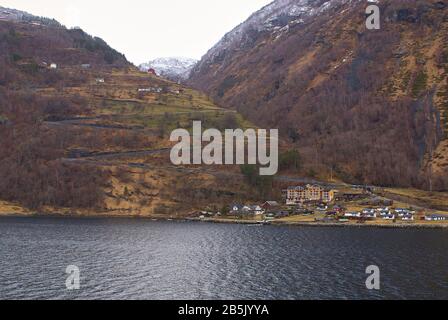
left=363, top=212, right=377, bottom=219
left=251, top=205, right=264, bottom=215
left=230, top=204, right=243, bottom=213
left=344, top=212, right=362, bottom=218
left=362, top=208, right=376, bottom=214
left=138, top=87, right=162, bottom=93
left=240, top=205, right=265, bottom=215
left=378, top=210, right=390, bottom=217
left=425, top=214, right=448, bottom=221
left=50, top=63, right=57, bottom=69
left=395, top=208, right=413, bottom=217
left=402, top=214, right=414, bottom=221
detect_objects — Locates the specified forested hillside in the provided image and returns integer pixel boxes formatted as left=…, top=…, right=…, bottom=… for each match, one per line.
left=0, top=14, right=131, bottom=209
left=0, top=10, right=259, bottom=214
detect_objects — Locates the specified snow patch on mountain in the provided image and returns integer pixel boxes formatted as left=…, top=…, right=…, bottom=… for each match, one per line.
left=191, top=0, right=361, bottom=74
left=139, top=57, right=197, bottom=83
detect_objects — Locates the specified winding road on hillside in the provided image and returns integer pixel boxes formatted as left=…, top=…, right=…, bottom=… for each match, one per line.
left=62, top=146, right=439, bottom=213
left=46, top=114, right=442, bottom=214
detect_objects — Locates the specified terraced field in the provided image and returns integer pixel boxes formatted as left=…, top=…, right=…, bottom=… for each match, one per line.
left=28, top=68, right=261, bottom=216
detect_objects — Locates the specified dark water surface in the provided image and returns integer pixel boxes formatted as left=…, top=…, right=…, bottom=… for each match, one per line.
left=0, top=217, right=447, bottom=300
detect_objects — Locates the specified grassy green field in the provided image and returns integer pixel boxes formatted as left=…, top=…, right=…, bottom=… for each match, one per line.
left=384, top=188, right=448, bottom=212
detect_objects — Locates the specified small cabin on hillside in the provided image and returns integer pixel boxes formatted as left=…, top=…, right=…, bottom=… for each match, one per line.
left=147, top=68, right=157, bottom=76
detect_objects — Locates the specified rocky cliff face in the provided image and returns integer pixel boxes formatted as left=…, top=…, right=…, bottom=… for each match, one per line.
left=189, top=0, right=448, bottom=190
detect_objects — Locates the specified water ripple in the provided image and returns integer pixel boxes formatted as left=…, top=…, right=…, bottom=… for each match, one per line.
left=0, top=218, right=448, bottom=300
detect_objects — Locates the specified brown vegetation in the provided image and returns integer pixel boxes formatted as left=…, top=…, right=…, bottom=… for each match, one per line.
left=0, top=91, right=109, bottom=209
left=189, top=0, right=448, bottom=190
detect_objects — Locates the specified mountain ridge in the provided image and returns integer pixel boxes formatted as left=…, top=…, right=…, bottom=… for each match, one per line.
left=0, top=11, right=257, bottom=215
left=192, top=0, right=356, bottom=76
left=139, top=57, right=197, bottom=82
left=189, top=0, right=448, bottom=190
left=0, top=5, right=61, bottom=27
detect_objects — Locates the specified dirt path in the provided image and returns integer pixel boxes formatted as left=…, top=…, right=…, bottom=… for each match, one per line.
left=64, top=148, right=170, bottom=160
left=44, top=121, right=148, bottom=131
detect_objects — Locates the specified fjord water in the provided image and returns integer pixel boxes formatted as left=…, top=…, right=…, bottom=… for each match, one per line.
left=1, top=217, right=447, bottom=300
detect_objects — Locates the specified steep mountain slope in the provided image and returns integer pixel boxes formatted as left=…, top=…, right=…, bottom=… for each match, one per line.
left=0, top=9, right=129, bottom=75
left=0, top=6, right=60, bottom=26
left=189, top=0, right=448, bottom=190
left=192, top=0, right=338, bottom=66
left=139, top=57, right=197, bottom=82
left=0, top=8, right=257, bottom=215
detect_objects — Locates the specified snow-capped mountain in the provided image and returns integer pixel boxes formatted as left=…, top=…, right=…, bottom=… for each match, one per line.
left=188, top=0, right=448, bottom=189
left=139, top=57, right=197, bottom=83
left=190, top=0, right=358, bottom=72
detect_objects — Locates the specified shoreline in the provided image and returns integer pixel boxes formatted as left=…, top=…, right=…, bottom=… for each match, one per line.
left=189, top=218, right=448, bottom=229
left=1, top=212, right=448, bottom=229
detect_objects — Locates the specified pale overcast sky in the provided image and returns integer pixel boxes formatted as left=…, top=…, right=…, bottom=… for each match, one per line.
left=0, top=0, right=273, bottom=64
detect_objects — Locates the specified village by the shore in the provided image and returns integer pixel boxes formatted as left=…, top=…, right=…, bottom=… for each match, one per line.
left=1, top=183, right=447, bottom=229
left=191, top=184, right=448, bottom=228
